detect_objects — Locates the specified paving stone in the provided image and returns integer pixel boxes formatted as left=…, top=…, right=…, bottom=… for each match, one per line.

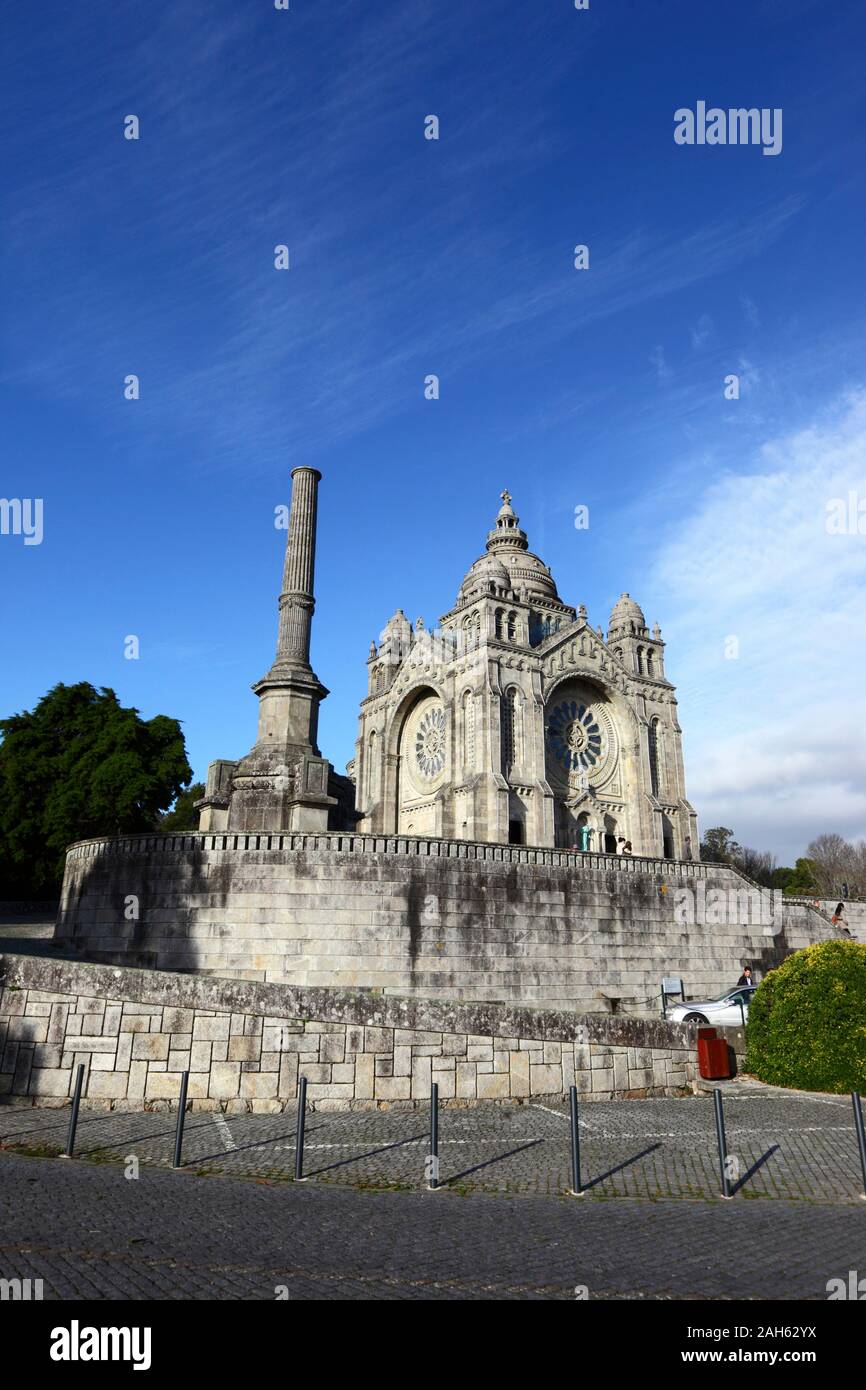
left=1, top=1096, right=864, bottom=1302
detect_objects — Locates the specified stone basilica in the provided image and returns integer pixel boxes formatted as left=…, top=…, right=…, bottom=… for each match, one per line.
left=354, top=491, right=697, bottom=857
left=59, top=471, right=844, bottom=1023
left=197, top=470, right=697, bottom=860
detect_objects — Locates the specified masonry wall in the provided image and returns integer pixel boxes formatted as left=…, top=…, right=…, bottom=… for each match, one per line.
left=54, top=832, right=842, bottom=1015
left=0, top=954, right=697, bottom=1112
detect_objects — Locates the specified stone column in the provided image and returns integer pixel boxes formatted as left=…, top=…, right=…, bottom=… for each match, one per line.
left=274, top=467, right=320, bottom=671
left=221, top=467, right=336, bottom=833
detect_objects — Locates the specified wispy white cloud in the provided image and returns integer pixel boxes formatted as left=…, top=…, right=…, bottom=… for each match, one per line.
left=646, top=388, right=866, bottom=861
left=649, top=344, right=670, bottom=382
left=690, top=314, right=713, bottom=349
left=1, top=0, right=806, bottom=479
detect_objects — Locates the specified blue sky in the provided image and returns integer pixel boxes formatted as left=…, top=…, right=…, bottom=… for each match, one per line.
left=2, top=0, right=865, bottom=862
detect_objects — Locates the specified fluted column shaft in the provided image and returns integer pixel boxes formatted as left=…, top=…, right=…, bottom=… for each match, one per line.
left=275, top=467, right=321, bottom=669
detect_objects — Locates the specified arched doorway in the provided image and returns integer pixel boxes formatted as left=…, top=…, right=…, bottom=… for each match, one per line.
left=544, top=679, right=623, bottom=852
left=394, top=690, right=447, bottom=835
left=555, top=804, right=595, bottom=850
left=507, top=791, right=526, bottom=845
left=661, top=813, right=674, bottom=859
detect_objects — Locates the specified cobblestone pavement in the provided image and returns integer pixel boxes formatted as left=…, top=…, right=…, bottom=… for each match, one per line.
left=2, top=1093, right=864, bottom=1203
left=1, top=1148, right=864, bottom=1300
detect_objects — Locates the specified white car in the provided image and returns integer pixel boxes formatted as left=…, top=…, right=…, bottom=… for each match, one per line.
left=666, top=985, right=757, bottom=1027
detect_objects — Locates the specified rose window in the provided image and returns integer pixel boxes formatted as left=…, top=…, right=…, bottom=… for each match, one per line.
left=415, top=707, right=446, bottom=778
left=546, top=700, right=602, bottom=772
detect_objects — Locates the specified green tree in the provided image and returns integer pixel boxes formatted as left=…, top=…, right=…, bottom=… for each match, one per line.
left=0, top=683, right=192, bottom=898
left=780, top=857, right=819, bottom=896
left=157, top=782, right=205, bottom=832
left=699, top=826, right=740, bottom=863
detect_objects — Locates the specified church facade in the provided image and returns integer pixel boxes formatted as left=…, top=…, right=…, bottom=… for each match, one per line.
left=353, top=492, right=697, bottom=857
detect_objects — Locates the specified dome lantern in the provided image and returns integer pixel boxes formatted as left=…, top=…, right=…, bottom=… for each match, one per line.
left=456, top=490, right=563, bottom=606
left=486, top=488, right=529, bottom=556
left=607, top=592, right=648, bottom=641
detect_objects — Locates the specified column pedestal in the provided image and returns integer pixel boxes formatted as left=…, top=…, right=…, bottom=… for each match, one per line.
left=212, top=467, right=338, bottom=833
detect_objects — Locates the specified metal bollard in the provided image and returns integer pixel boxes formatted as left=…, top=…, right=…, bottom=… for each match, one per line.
left=63, top=1063, right=85, bottom=1157
left=852, top=1092, right=866, bottom=1200
left=569, top=1085, right=584, bottom=1196
left=294, top=1075, right=307, bottom=1181
left=713, top=1087, right=733, bottom=1199
left=428, top=1081, right=439, bottom=1190
left=172, top=1071, right=189, bottom=1168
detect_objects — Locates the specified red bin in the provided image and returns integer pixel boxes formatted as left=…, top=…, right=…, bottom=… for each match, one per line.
left=697, top=1027, right=731, bottom=1080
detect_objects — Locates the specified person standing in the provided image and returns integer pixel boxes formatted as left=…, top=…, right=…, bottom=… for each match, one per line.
left=737, top=966, right=754, bottom=987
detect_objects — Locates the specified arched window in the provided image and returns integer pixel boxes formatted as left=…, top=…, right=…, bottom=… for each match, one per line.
left=648, top=718, right=660, bottom=797
left=507, top=611, right=517, bottom=641
left=367, top=730, right=378, bottom=803
left=614, top=647, right=623, bottom=664
left=636, top=648, right=644, bottom=675
left=461, top=612, right=481, bottom=654
left=501, top=687, right=522, bottom=773
left=494, top=609, right=504, bottom=640
left=462, top=689, right=476, bottom=771
left=646, top=649, right=654, bottom=677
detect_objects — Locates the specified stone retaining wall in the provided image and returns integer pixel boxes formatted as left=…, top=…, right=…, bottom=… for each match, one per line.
left=54, top=831, right=841, bottom=1014
left=0, top=954, right=697, bottom=1112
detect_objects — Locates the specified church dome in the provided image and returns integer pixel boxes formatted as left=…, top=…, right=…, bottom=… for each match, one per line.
left=458, top=553, right=512, bottom=601
left=498, top=550, right=559, bottom=599
left=457, top=491, right=560, bottom=605
left=607, top=592, right=647, bottom=639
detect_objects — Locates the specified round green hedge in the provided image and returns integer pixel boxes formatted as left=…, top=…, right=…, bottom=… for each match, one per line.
left=746, top=940, right=866, bottom=1093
